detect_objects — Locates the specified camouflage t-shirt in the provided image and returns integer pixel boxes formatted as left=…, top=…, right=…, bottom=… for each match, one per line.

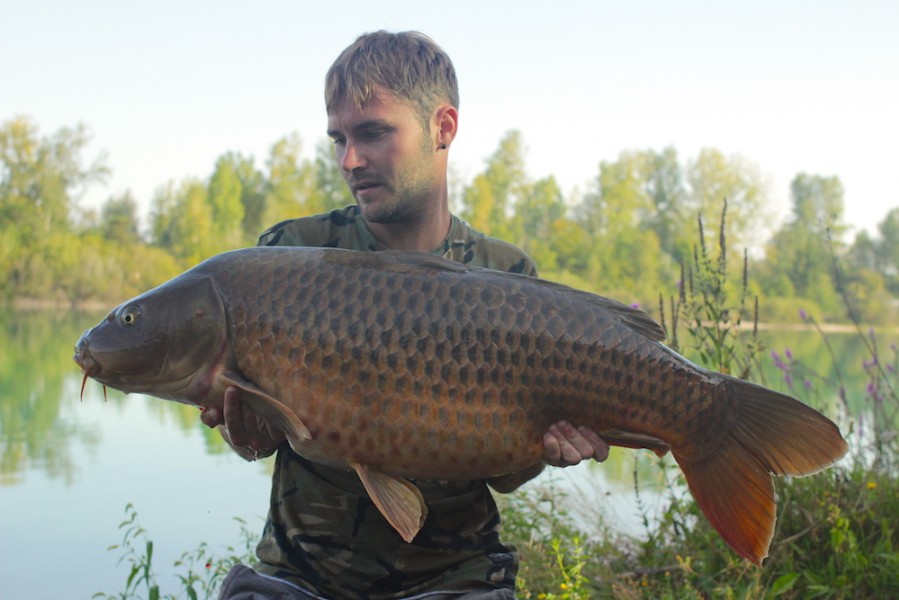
left=252, top=206, right=538, bottom=599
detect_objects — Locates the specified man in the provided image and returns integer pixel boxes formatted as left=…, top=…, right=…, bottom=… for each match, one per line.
left=203, top=31, right=608, bottom=599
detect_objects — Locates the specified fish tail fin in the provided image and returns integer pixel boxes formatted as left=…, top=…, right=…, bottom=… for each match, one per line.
left=674, top=380, right=848, bottom=565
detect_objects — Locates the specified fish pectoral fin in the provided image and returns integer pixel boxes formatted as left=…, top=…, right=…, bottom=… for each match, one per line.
left=600, top=429, right=671, bottom=457
left=352, top=462, right=427, bottom=543
left=220, top=370, right=312, bottom=441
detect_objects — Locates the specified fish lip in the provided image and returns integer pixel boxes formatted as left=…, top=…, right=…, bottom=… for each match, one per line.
left=73, top=336, right=100, bottom=378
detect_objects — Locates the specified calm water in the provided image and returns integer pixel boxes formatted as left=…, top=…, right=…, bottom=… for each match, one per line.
left=0, top=309, right=887, bottom=599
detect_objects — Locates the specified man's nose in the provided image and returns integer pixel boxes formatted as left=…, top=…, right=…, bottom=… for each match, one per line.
left=340, top=142, right=367, bottom=172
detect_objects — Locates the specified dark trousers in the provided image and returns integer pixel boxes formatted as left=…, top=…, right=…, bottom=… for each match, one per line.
left=218, top=564, right=517, bottom=600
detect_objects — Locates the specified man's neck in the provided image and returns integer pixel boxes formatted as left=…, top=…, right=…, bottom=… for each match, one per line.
left=365, top=207, right=452, bottom=252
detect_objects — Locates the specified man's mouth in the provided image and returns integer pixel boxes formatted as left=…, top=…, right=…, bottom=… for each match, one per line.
left=353, top=180, right=382, bottom=192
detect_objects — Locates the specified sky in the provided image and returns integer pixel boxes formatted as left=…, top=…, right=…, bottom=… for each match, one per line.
left=2, top=0, right=897, bottom=241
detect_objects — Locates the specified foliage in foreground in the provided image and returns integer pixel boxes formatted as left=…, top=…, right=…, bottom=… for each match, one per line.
left=93, top=503, right=257, bottom=600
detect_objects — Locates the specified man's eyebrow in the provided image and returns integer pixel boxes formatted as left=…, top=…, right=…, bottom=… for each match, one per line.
left=327, top=119, right=394, bottom=138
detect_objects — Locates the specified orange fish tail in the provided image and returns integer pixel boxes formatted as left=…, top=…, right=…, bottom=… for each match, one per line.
left=674, top=379, right=848, bottom=565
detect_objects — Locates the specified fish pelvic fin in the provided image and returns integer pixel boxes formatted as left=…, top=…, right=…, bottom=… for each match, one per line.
left=352, top=463, right=427, bottom=543
left=220, top=370, right=312, bottom=441
left=675, top=379, right=848, bottom=566
left=599, top=429, right=671, bottom=457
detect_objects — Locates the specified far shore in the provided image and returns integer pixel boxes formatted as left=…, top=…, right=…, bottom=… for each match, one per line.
left=742, top=321, right=892, bottom=334
left=7, top=297, right=898, bottom=335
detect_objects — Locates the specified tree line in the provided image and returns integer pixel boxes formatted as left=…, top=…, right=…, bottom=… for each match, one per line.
left=2, top=115, right=897, bottom=325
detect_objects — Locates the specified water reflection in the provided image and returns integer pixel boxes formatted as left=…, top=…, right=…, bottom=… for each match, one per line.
left=0, top=309, right=274, bottom=598
left=1, top=309, right=99, bottom=485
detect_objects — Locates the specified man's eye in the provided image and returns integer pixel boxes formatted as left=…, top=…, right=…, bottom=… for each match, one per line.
left=360, top=128, right=389, bottom=141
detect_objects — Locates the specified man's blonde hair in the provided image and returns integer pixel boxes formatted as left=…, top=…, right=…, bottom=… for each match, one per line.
left=325, top=31, right=459, bottom=128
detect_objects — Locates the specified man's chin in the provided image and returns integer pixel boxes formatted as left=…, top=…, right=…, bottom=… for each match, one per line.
left=357, top=197, right=395, bottom=223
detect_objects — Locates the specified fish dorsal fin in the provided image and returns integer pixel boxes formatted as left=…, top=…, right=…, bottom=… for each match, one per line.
left=394, top=253, right=667, bottom=342
left=568, top=292, right=667, bottom=341
left=352, top=462, right=427, bottom=543
left=330, top=249, right=667, bottom=342
left=219, top=370, right=312, bottom=442
left=495, top=271, right=668, bottom=342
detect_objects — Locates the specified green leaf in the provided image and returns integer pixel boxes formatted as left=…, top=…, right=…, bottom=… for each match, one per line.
left=770, top=572, right=801, bottom=596
left=126, top=564, right=139, bottom=589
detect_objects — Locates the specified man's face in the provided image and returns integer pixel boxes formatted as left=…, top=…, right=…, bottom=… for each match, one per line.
left=327, top=86, right=440, bottom=225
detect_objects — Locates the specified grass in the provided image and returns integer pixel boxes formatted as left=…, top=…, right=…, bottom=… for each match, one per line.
left=93, top=503, right=258, bottom=600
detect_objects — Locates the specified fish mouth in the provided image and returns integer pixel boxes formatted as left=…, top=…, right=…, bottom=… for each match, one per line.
left=73, top=334, right=102, bottom=400
left=73, top=330, right=98, bottom=372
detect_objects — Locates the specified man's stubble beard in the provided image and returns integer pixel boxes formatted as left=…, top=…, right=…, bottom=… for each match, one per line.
left=360, top=136, right=438, bottom=226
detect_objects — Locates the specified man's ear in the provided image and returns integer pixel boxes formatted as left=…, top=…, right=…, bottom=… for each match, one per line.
left=433, top=104, right=458, bottom=149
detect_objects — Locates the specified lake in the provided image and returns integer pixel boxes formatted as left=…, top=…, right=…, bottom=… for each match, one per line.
left=0, top=309, right=888, bottom=599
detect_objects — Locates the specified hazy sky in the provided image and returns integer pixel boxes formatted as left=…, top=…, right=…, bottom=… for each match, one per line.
left=2, top=0, right=897, bottom=239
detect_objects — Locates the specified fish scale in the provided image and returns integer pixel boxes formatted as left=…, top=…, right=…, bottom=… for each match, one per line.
left=74, top=246, right=847, bottom=564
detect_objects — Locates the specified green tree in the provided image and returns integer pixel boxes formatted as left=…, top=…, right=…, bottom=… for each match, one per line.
left=760, top=174, right=846, bottom=318
left=0, top=116, right=108, bottom=300
left=846, top=229, right=879, bottom=273
left=208, top=156, right=247, bottom=251
left=263, top=133, right=319, bottom=227
left=148, top=181, right=178, bottom=249
left=210, top=152, right=267, bottom=241
left=0, top=116, right=108, bottom=237
left=460, top=130, right=527, bottom=243
left=175, top=179, right=215, bottom=264
left=577, top=150, right=671, bottom=301
left=149, top=179, right=215, bottom=264
left=875, top=207, right=899, bottom=295
left=641, top=147, right=690, bottom=263
left=314, top=140, right=354, bottom=214
left=686, top=148, right=767, bottom=252
left=98, top=192, right=140, bottom=245
left=517, top=175, right=566, bottom=270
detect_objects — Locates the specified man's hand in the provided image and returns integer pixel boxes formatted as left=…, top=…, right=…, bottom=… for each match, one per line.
left=543, top=420, right=609, bottom=467
left=489, top=421, right=610, bottom=493
left=200, top=386, right=286, bottom=460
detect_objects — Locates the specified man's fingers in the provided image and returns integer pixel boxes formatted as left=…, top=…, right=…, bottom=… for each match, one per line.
left=200, top=406, right=224, bottom=428
left=578, top=426, right=610, bottom=462
left=543, top=421, right=611, bottom=467
left=543, top=428, right=563, bottom=464
left=222, top=388, right=251, bottom=446
left=544, top=421, right=583, bottom=466
left=555, top=420, right=594, bottom=464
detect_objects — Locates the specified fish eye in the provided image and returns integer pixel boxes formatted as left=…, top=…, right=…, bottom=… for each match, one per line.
left=120, top=306, right=141, bottom=327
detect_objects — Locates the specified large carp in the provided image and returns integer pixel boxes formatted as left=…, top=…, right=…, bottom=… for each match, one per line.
left=73, top=247, right=847, bottom=564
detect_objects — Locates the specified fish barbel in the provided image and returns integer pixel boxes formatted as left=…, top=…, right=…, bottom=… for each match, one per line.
left=73, top=247, right=847, bottom=564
